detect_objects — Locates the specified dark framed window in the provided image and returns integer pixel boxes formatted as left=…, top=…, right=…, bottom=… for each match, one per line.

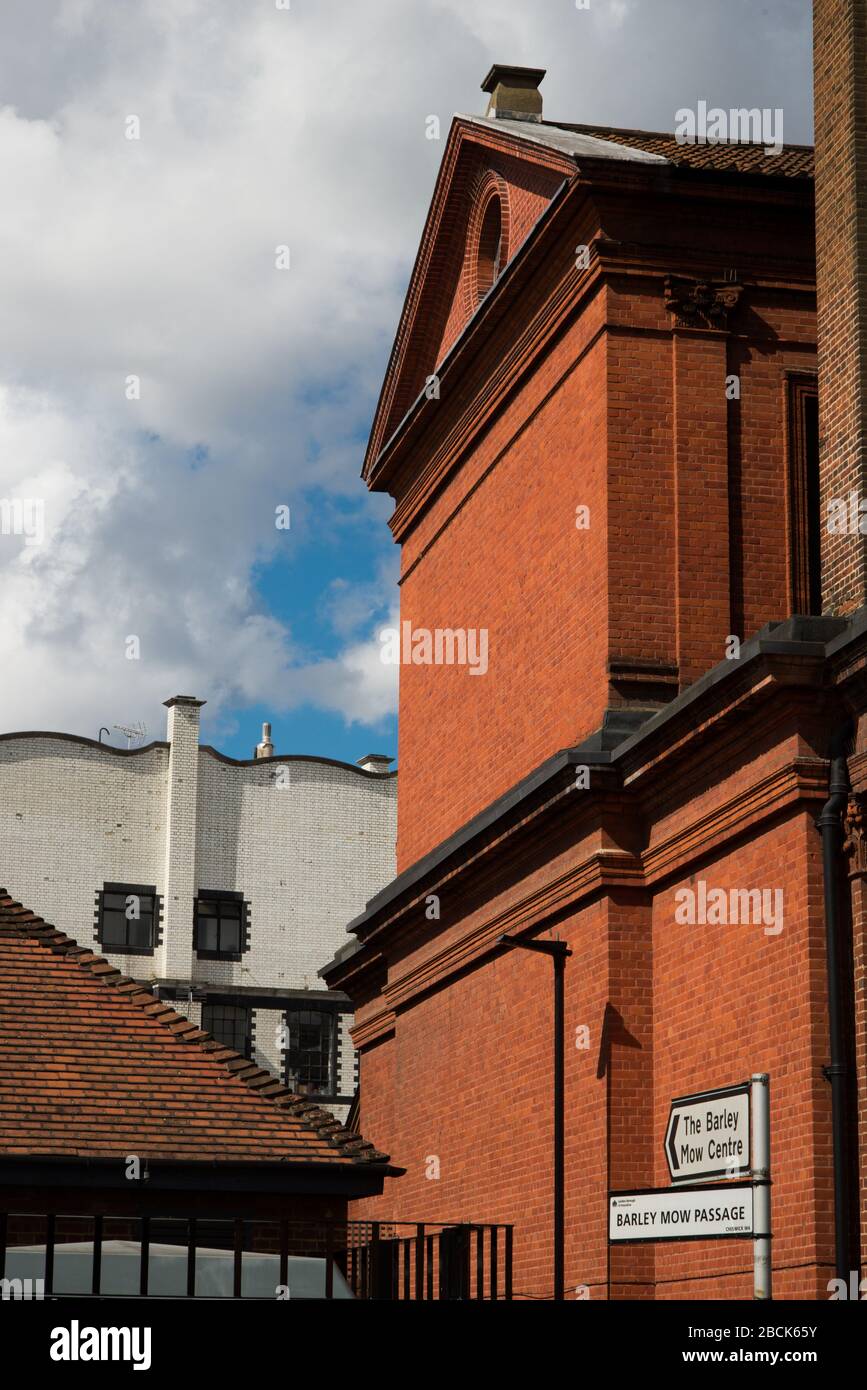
left=96, top=883, right=160, bottom=955
left=194, top=891, right=248, bottom=960
left=788, top=374, right=821, bottom=616
left=284, top=1009, right=336, bottom=1097
left=202, top=1003, right=251, bottom=1057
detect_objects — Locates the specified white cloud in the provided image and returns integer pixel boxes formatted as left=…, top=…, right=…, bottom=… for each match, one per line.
left=0, top=0, right=812, bottom=744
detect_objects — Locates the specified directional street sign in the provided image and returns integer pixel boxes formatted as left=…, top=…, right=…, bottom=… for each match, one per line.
left=609, top=1182, right=754, bottom=1244
left=608, top=1075, right=769, bottom=1295
left=665, top=1082, right=750, bottom=1184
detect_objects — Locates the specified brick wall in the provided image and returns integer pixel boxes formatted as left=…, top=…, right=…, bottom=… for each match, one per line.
left=813, top=0, right=867, bottom=612
left=350, top=736, right=836, bottom=1299
left=396, top=299, right=610, bottom=869
left=0, top=735, right=168, bottom=922
left=160, top=698, right=202, bottom=980
left=434, top=148, right=563, bottom=366
left=339, top=52, right=846, bottom=1305
left=391, top=179, right=815, bottom=869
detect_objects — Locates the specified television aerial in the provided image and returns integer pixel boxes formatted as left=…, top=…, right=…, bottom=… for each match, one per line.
left=112, top=721, right=148, bottom=749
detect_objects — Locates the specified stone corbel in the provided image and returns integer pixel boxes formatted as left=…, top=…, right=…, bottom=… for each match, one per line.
left=843, top=794, right=867, bottom=880
left=664, top=275, right=743, bottom=330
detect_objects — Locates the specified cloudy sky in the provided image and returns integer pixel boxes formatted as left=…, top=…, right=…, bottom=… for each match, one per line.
left=0, top=0, right=813, bottom=762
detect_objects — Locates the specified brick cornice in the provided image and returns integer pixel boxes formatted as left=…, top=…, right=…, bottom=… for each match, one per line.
left=640, top=757, right=828, bottom=881
left=384, top=232, right=816, bottom=555
left=328, top=654, right=838, bottom=1006
left=379, top=849, right=641, bottom=1013
left=368, top=156, right=814, bottom=518
left=349, top=758, right=826, bottom=1014
left=350, top=1010, right=396, bottom=1050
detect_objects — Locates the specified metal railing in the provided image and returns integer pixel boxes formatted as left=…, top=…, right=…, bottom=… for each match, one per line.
left=336, top=1221, right=513, bottom=1300
left=0, top=1214, right=513, bottom=1301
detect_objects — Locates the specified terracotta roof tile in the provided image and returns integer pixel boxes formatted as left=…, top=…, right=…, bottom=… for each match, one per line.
left=553, top=122, right=813, bottom=178
left=0, top=889, right=390, bottom=1167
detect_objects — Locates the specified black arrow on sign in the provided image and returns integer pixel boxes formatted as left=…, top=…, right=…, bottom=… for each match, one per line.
left=667, top=1112, right=680, bottom=1172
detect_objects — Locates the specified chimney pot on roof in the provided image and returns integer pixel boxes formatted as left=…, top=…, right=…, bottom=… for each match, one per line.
left=254, top=721, right=274, bottom=760
left=356, top=753, right=394, bottom=774
left=481, top=64, right=545, bottom=123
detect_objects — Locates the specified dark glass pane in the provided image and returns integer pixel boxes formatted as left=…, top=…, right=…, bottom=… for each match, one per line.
left=103, top=893, right=128, bottom=912
left=102, top=1218, right=144, bottom=1297
left=220, top=921, right=241, bottom=954
left=198, top=919, right=218, bottom=952
left=285, top=1010, right=333, bottom=1094
left=220, top=902, right=241, bottom=919
left=127, top=915, right=152, bottom=948
left=198, top=900, right=217, bottom=916
left=203, top=1005, right=250, bottom=1055
left=102, top=910, right=127, bottom=943
left=147, top=1220, right=188, bottom=1298
left=5, top=1213, right=47, bottom=1291
left=53, top=1216, right=94, bottom=1296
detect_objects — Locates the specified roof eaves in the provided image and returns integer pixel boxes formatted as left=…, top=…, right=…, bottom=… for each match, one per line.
left=457, top=113, right=671, bottom=164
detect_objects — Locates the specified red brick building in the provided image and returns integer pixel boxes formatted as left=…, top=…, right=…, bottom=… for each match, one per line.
left=324, top=24, right=867, bottom=1301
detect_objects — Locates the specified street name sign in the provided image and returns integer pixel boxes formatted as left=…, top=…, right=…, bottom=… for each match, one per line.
left=665, top=1082, right=750, bottom=1183
left=609, top=1182, right=754, bottom=1243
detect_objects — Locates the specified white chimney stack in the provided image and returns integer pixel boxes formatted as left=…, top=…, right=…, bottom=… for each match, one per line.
left=160, top=695, right=205, bottom=981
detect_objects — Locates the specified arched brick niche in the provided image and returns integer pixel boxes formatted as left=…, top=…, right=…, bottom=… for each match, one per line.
left=464, top=170, right=511, bottom=318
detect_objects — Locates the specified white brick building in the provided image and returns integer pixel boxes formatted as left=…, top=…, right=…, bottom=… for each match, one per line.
left=0, top=695, right=396, bottom=1120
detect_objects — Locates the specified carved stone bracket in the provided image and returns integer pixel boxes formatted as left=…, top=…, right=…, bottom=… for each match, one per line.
left=843, top=795, right=867, bottom=879
left=664, top=275, right=743, bottom=330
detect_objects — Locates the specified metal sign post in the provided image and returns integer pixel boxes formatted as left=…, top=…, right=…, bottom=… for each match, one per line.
left=751, top=1073, right=772, bottom=1300
left=608, top=1072, right=773, bottom=1297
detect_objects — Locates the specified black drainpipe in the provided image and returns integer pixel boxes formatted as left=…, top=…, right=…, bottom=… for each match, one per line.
left=815, top=722, right=854, bottom=1285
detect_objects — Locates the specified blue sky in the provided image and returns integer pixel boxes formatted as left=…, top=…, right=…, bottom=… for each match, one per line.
left=238, top=486, right=398, bottom=765
left=0, top=0, right=813, bottom=765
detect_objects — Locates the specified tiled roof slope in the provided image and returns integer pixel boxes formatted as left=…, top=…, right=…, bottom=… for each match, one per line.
left=0, top=890, right=388, bottom=1165
left=556, top=122, right=814, bottom=178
